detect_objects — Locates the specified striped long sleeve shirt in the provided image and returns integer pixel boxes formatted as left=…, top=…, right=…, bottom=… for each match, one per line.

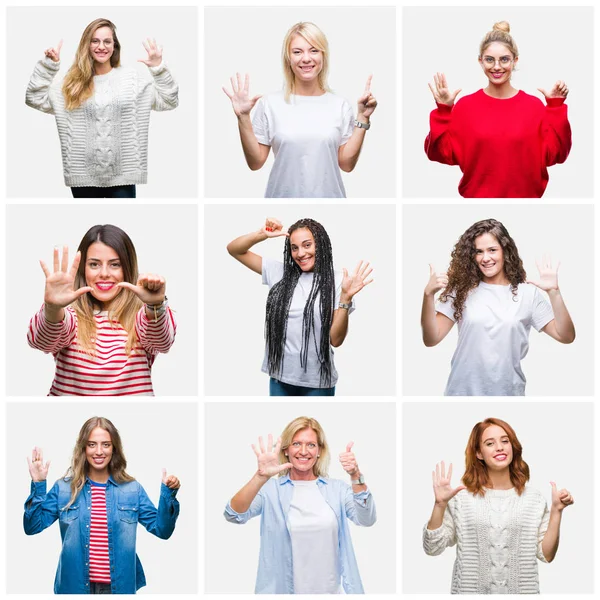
left=27, top=305, right=176, bottom=396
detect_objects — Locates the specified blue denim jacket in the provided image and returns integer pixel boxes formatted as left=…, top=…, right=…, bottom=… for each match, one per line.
left=224, top=475, right=376, bottom=593
left=24, top=476, right=180, bottom=594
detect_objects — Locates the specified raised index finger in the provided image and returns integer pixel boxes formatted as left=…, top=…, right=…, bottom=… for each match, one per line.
left=346, top=441, right=354, bottom=453
left=57, top=39, right=63, bottom=52
left=364, top=75, right=372, bottom=94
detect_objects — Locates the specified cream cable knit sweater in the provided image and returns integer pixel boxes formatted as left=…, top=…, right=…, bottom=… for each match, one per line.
left=423, top=487, right=550, bottom=594
left=26, top=56, right=178, bottom=187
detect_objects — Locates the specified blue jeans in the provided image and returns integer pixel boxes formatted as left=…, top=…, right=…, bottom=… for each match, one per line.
left=90, top=582, right=112, bottom=594
left=269, top=378, right=336, bottom=396
left=71, top=185, right=136, bottom=198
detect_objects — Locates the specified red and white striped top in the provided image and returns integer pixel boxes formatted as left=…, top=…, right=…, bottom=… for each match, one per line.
left=27, top=305, right=176, bottom=396
left=89, top=483, right=111, bottom=583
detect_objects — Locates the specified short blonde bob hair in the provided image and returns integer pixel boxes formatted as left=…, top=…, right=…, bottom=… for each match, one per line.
left=278, top=416, right=330, bottom=477
left=281, top=22, right=331, bottom=102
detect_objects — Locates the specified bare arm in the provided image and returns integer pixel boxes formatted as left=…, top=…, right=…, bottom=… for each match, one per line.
left=541, top=482, right=574, bottom=562
left=421, top=265, right=454, bottom=346
left=230, top=472, right=269, bottom=514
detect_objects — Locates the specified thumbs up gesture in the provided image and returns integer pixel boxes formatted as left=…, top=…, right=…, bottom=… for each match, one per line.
left=550, top=481, right=573, bottom=512
left=339, top=441, right=359, bottom=477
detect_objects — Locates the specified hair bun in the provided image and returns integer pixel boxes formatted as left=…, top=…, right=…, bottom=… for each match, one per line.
left=492, top=21, right=510, bottom=33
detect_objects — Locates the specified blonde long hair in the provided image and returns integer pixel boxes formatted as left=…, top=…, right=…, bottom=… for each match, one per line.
left=73, top=225, right=142, bottom=355
left=281, top=22, right=331, bottom=102
left=62, top=18, right=121, bottom=110
left=278, top=416, right=330, bottom=478
left=64, top=417, right=135, bottom=509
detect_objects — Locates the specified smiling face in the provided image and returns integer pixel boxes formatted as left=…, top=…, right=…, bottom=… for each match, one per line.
left=290, top=227, right=316, bottom=272
left=479, top=42, right=517, bottom=87
left=474, top=232, right=506, bottom=283
left=286, top=427, right=320, bottom=480
left=476, top=424, right=513, bottom=471
left=89, top=25, right=115, bottom=65
left=289, top=34, right=323, bottom=85
left=85, top=427, right=113, bottom=481
left=84, top=241, right=124, bottom=309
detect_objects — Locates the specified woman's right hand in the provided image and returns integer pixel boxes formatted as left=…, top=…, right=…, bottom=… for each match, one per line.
left=432, top=461, right=465, bottom=506
left=40, top=247, right=93, bottom=310
left=424, top=264, right=448, bottom=296
left=260, top=217, right=289, bottom=238
left=428, top=72, right=462, bottom=107
left=252, top=434, right=292, bottom=478
left=222, top=73, right=262, bottom=118
left=27, top=447, right=50, bottom=482
left=44, top=40, right=63, bottom=63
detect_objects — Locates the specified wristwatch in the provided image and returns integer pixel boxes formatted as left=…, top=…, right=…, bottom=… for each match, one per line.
left=354, top=119, right=371, bottom=130
left=351, top=474, right=366, bottom=485
left=338, top=302, right=351, bottom=310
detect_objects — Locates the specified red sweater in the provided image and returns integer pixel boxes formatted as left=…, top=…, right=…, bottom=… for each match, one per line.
left=424, top=90, right=571, bottom=198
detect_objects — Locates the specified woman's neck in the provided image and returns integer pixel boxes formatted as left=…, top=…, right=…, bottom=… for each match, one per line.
left=482, top=272, right=510, bottom=285
left=487, top=468, right=513, bottom=490
left=484, top=81, right=518, bottom=99
left=293, top=77, right=325, bottom=97
left=94, top=61, right=113, bottom=76
left=289, top=469, right=318, bottom=481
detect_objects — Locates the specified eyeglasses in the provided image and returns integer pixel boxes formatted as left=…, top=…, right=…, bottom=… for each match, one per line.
left=482, top=56, right=513, bottom=67
left=90, top=39, right=114, bottom=47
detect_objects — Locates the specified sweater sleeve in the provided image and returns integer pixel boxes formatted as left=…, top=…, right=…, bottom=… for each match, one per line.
left=423, top=504, right=457, bottom=556
left=146, top=62, right=179, bottom=111
left=424, top=103, right=458, bottom=165
left=27, top=305, right=77, bottom=354
left=541, top=98, right=571, bottom=166
left=536, top=501, right=550, bottom=563
left=135, top=306, right=177, bottom=355
left=25, top=56, right=60, bottom=115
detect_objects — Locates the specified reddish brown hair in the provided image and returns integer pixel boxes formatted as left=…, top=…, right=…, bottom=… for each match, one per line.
left=462, top=417, right=529, bottom=496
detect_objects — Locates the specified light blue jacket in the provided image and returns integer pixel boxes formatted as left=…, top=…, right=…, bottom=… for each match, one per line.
left=224, top=475, right=376, bottom=593
left=24, top=476, right=179, bottom=594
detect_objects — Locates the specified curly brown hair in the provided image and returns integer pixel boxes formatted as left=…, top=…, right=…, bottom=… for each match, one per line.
left=439, top=219, right=526, bottom=321
left=463, top=417, right=530, bottom=497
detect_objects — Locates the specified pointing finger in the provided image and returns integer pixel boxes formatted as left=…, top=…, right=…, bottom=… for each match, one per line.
left=364, top=74, right=372, bottom=94
left=346, top=441, right=354, bottom=453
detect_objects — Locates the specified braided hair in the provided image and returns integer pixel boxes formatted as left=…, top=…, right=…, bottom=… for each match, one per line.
left=264, top=218, right=336, bottom=387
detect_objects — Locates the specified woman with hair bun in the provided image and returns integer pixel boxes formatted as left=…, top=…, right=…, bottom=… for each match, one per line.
left=224, top=416, right=376, bottom=593
left=223, top=22, right=377, bottom=198
left=24, top=416, right=181, bottom=594
left=28, top=224, right=176, bottom=395
left=227, top=217, right=373, bottom=396
left=26, top=18, right=178, bottom=198
left=421, top=219, right=575, bottom=395
left=423, top=417, right=573, bottom=594
left=425, top=21, right=571, bottom=198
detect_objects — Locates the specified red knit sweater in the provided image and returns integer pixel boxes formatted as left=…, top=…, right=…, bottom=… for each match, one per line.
left=424, top=90, right=571, bottom=198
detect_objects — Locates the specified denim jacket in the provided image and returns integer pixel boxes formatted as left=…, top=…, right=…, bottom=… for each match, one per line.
left=24, top=476, right=180, bottom=594
left=224, top=475, right=376, bottom=593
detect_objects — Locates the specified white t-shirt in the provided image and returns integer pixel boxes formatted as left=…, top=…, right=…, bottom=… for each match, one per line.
left=252, top=91, right=354, bottom=198
left=436, top=282, right=554, bottom=396
left=288, top=480, right=341, bottom=594
left=261, top=258, right=354, bottom=388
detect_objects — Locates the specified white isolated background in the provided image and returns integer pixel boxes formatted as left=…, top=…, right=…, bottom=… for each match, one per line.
left=5, top=204, right=198, bottom=396
left=204, top=6, right=396, bottom=198
left=7, top=6, right=198, bottom=198
left=402, top=6, right=593, bottom=198
left=204, top=203, right=396, bottom=396
left=205, top=401, right=396, bottom=594
left=402, top=401, right=594, bottom=594
left=6, top=401, right=198, bottom=594
left=402, top=204, right=594, bottom=396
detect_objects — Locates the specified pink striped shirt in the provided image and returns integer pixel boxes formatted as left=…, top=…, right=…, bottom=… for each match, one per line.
left=27, top=305, right=176, bottom=396
left=89, top=483, right=111, bottom=583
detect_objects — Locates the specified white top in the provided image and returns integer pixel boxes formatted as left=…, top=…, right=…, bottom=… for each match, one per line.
left=26, top=57, right=178, bottom=187
left=252, top=91, right=354, bottom=198
left=288, top=479, right=341, bottom=594
left=423, top=487, right=550, bottom=594
left=436, top=282, right=554, bottom=396
left=261, top=258, right=354, bottom=388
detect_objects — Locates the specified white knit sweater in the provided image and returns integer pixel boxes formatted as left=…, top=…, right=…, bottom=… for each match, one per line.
left=423, top=487, right=550, bottom=594
left=26, top=56, right=178, bottom=187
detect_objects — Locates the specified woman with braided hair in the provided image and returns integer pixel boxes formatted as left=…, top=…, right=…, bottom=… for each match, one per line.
left=421, top=218, right=575, bottom=396
left=227, top=217, right=373, bottom=396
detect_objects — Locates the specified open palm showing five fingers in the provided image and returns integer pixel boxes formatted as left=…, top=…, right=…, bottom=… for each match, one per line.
left=342, top=261, right=374, bottom=300
left=138, top=38, right=163, bottom=67
left=252, top=434, right=292, bottom=478
left=223, top=73, right=262, bottom=117
left=526, top=256, right=559, bottom=292
left=432, top=461, right=466, bottom=505
left=40, top=247, right=92, bottom=309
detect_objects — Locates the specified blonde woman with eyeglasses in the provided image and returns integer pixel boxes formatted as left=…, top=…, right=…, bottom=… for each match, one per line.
left=425, top=21, right=571, bottom=198
left=223, top=22, right=377, bottom=198
left=26, top=18, right=179, bottom=198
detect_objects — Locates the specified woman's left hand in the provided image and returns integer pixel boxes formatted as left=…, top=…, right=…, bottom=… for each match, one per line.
left=538, top=80, right=569, bottom=99
left=139, top=38, right=163, bottom=68
left=339, top=441, right=359, bottom=477
left=117, top=273, right=166, bottom=305
left=526, top=256, right=559, bottom=292
left=341, top=260, right=373, bottom=302
left=550, top=481, right=573, bottom=512
left=357, top=75, right=378, bottom=120
left=162, top=468, right=181, bottom=489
